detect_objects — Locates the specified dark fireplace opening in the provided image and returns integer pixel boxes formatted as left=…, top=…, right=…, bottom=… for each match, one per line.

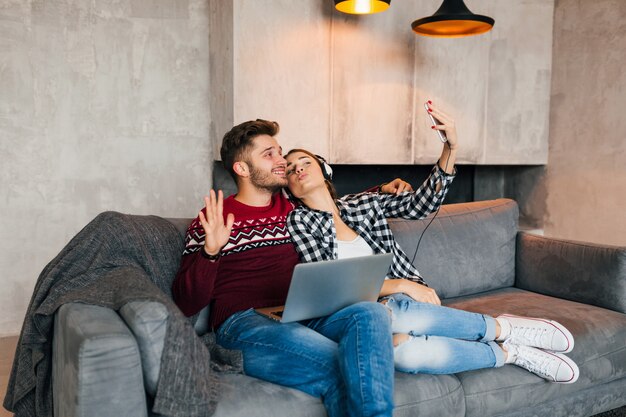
left=212, top=162, right=546, bottom=231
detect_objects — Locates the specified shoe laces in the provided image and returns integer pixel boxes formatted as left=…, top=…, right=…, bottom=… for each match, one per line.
left=511, top=344, right=557, bottom=381
left=509, top=324, right=551, bottom=347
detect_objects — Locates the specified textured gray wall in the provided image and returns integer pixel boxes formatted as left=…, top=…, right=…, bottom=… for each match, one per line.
left=540, top=0, right=626, bottom=245
left=0, top=0, right=211, bottom=335
left=2, top=0, right=623, bottom=336
left=226, top=0, right=553, bottom=165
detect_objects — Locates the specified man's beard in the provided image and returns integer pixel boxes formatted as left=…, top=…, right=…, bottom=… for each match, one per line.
left=248, top=164, right=287, bottom=193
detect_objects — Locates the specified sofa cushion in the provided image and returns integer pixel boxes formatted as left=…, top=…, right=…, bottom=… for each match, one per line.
left=517, top=232, right=626, bottom=314
left=166, top=217, right=193, bottom=237
left=393, top=373, right=464, bottom=417
left=119, top=300, right=169, bottom=397
left=53, top=303, right=148, bottom=417
left=212, top=373, right=326, bottom=417
left=444, top=287, right=626, bottom=417
left=389, top=198, right=518, bottom=299
left=211, top=370, right=464, bottom=417
left=504, top=378, right=626, bottom=417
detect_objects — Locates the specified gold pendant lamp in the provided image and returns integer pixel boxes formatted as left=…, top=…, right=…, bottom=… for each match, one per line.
left=334, top=0, right=391, bottom=15
left=412, top=0, right=494, bottom=38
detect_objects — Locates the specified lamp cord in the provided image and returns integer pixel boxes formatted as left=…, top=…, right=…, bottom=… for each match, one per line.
left=410, top=142, right=452, bottom=267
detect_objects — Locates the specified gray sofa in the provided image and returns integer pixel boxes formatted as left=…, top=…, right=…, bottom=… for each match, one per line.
left=51, top=198, right=626, bottom=417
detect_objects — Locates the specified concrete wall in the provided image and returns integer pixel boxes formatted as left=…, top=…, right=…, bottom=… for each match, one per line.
left=2, top=0, right=622, bottom=336
left=540, top=0, right=626, bottom=245
left=218, top=0, right=554, bottom=165
left=0, top=0, right=211, bottom=336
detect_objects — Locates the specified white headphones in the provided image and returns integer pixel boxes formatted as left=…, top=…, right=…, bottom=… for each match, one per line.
left=315, top=154, right=333, bottom=181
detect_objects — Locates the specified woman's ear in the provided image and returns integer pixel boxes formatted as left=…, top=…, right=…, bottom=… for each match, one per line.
left=233, top=161, right=249, bottom=178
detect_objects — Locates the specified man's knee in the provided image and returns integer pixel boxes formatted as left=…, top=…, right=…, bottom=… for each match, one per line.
left=351, top=301, right=391, bottom=325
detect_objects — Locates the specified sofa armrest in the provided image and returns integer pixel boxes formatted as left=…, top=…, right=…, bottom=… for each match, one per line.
left=53, top=303, right=148, bottom=417
left=119, top=301, right=168, bottom=397
left=516, top=232, right=626, bottom=314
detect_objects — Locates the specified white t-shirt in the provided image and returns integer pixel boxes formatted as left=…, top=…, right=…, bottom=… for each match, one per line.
left=337, top=235, right=374, bottom=259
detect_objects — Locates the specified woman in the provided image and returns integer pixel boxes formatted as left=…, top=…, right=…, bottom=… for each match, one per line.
left=285, top=102, right=579, bottom=383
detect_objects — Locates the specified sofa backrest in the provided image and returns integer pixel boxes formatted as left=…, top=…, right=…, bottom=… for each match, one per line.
left=389, top=198, right=519, bottom=299
left=166, top=198, right=519, bottom=303
left=167, top=217, right=194, bottom=237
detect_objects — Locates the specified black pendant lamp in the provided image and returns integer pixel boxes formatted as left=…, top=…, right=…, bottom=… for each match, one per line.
left=412, top=0, right=494, bottom=38
left=334, top=0, right=391, bottom=15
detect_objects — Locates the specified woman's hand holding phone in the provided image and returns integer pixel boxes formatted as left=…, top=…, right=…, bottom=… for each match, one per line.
left=425, top=102, right=447, bottom=143
left=425, top=101, right=458, bottom=151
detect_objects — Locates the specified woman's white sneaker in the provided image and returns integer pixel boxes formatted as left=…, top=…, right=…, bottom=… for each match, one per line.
left=505, top=342, right=579, bottom=384
left=497, top=314, right=575, bottom=353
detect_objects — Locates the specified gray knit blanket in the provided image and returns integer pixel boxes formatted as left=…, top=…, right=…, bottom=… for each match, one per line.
left=3, top=211, right=242, bottom=417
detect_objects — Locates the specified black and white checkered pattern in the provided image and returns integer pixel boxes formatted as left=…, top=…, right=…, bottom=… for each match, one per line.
left=287, top=165, right=455, bottom=285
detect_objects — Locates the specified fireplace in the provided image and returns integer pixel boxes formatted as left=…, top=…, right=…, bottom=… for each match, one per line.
left=212, top=162, right=546, bottom=232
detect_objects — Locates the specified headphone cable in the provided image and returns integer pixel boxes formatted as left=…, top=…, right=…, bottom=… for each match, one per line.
left=410, top=142, right=452, bottom=266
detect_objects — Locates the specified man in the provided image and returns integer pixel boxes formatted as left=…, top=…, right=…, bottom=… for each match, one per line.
left=173, top=119, right=411, bottom=417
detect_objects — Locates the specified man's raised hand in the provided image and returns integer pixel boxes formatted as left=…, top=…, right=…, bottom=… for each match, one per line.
left=198, top=190, right=235, bottom=256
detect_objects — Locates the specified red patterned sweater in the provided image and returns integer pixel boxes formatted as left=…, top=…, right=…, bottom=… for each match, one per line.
left=172, top=192, right=300, bottom=330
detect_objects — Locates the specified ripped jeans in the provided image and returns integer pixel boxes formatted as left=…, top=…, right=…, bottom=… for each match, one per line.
left=382, top=293, right=505, bottom=374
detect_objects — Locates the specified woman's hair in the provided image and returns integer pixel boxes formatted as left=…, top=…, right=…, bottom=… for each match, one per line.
left=285, top=148, right=338, bottom=203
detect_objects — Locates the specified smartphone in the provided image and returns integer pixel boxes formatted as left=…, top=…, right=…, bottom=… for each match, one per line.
left=424, top=103, right=447, bottom=143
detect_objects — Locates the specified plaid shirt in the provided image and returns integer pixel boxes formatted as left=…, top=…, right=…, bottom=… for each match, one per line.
left=287, top=165, right=455, bottom=285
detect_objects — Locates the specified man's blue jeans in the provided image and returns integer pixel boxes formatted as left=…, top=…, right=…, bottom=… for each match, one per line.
left=384, top=293, right=505, bottom=374
left=215, top=301, right=395, bottom=417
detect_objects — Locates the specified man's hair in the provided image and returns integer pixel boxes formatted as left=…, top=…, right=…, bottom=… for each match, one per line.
left=285, top=148, right=338, bottom=203
left=220, top=119, right=280, bottom=182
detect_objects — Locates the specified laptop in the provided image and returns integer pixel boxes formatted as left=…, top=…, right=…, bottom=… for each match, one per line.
left=255, top=253, right=393, bottom=323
